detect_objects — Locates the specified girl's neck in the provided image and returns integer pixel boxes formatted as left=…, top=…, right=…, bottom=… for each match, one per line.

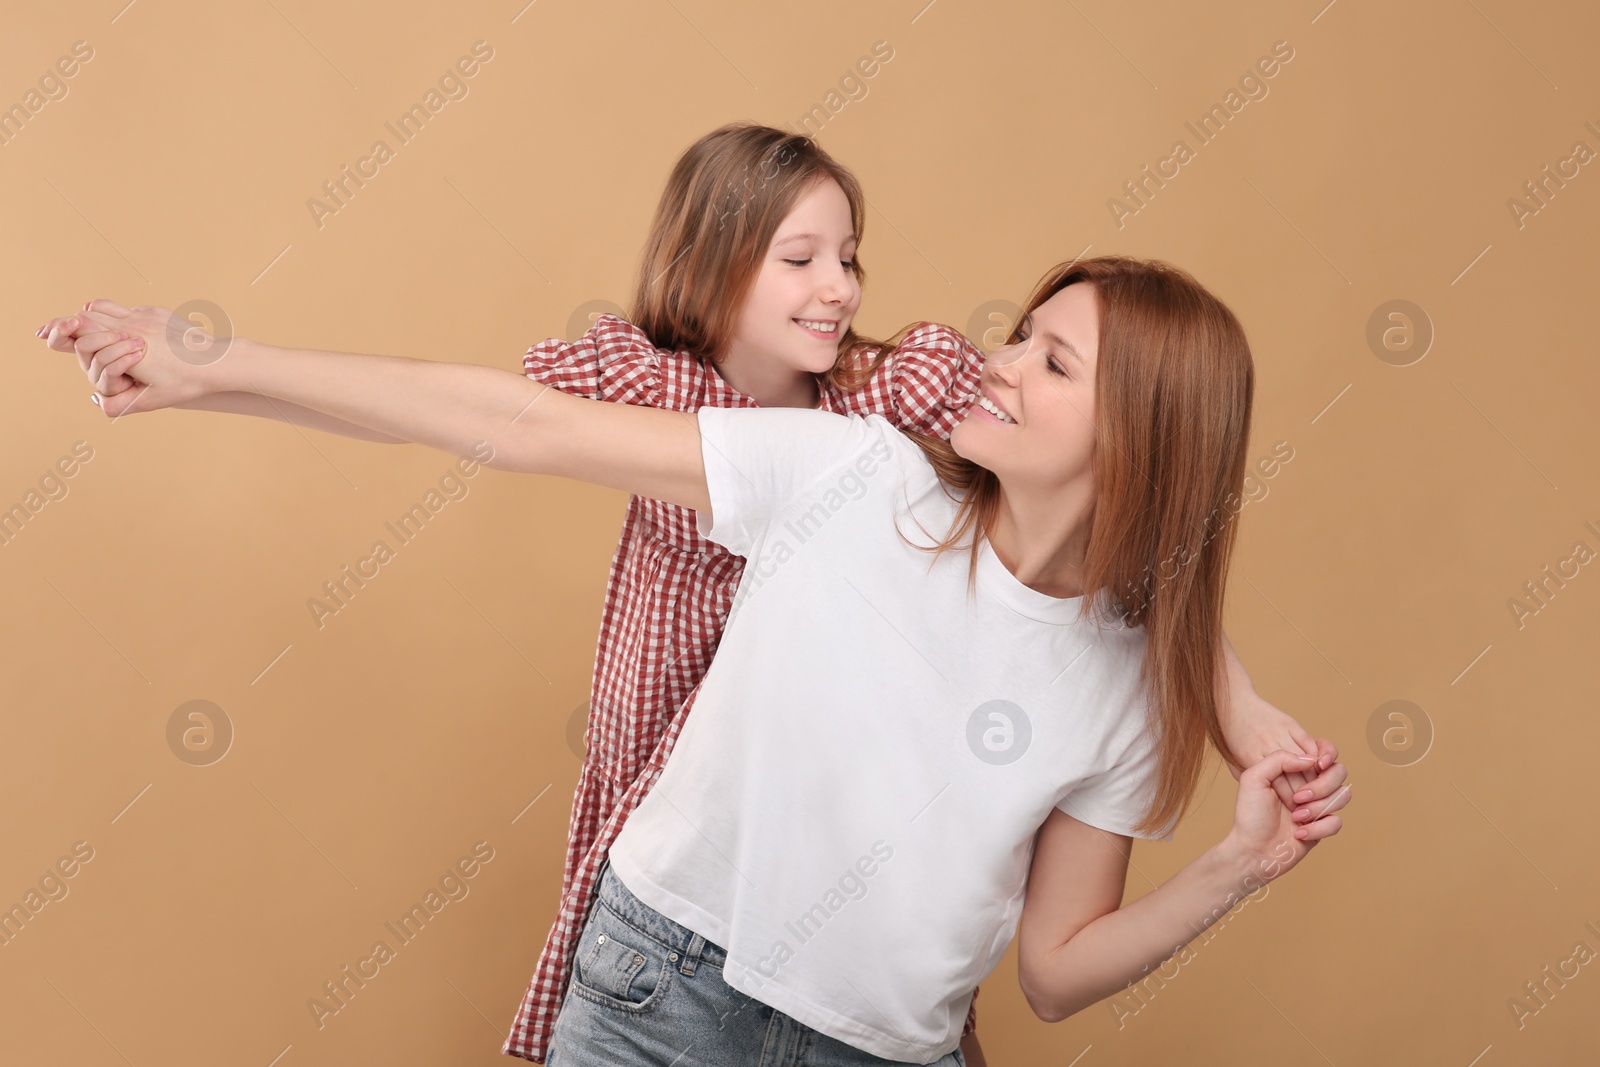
left=710, top=350, right=823, bottom=409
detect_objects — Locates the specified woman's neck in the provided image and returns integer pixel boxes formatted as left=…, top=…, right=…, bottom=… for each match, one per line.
left=987, top=482, right=1096, bottom=599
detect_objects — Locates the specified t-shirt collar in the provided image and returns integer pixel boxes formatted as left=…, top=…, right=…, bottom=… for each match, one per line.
left=976, top=538, right=1113, bottom=626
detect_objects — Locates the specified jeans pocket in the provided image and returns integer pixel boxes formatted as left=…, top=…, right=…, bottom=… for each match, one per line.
left=570, top=903, right=673, bottom=1013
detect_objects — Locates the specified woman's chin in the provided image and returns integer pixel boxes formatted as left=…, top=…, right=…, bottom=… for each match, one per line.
left=949, top=420, right=987, bottom=463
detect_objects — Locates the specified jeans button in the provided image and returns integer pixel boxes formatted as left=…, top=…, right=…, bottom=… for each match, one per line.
left=669, top=952, right=679, bottom=961
left=597, top=934, right=607, bottom=945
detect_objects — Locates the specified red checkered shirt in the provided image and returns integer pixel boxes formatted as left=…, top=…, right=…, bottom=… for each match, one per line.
left=503, top=315, right=986, bottom=1062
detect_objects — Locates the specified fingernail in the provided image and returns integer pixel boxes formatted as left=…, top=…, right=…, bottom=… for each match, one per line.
left=35, top=326, right=45, bottom=337
left=91, top=394, right=101, bottom=407
left=1294, top=790, right=1312, bottom=802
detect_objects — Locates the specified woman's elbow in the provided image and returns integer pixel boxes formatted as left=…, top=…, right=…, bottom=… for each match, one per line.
left=1026, top=996, right=1064, bottom=1025
left=1026, top=988, right=1087, bottom=1025
left=1018, top=961, right=1069, bottom=1024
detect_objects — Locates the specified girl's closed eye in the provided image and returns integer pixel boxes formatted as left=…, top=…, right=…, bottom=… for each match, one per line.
left=782, top=258, right=856, bottom=269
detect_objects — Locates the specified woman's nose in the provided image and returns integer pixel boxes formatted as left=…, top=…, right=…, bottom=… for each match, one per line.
left=987, top=337, right=1031, bottom=373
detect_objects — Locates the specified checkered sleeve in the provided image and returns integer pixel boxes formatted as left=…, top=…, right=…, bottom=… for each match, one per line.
left=837, top=322, right=985, bottom=440
left=522, top=314, right=663, bottom=406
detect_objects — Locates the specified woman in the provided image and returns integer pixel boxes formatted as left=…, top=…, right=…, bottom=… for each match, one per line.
left=44, top=254, right=1349, bottom=1065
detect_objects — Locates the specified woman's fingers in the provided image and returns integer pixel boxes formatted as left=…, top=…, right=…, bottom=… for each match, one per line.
left=41, top=316, right=93, bottom=356
left=1295, top=813, right=1342, bottom=843
left=1289, top=759, right=1348, bottom=806
left=73, top=329, right=126, bottom=374
left=97, top=385, right=147, bottom=419
left=37, top=316, right=72, bottom=348
left=77, top=330, right=133, bottom=375
left=88, top=339, right=145, bottom=393
left=96, top=347, right=147, bottom=395
left=1269, top=772, right=1303, bottom=810
left=83, top=298, right=133, bottom=319
left=1290, top=770, right=1351, bottom=828
left=1242, top=749, right=1320, bottom=789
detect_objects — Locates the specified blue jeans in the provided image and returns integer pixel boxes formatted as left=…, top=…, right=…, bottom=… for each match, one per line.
left=547, top=860, right=967, bottom=1067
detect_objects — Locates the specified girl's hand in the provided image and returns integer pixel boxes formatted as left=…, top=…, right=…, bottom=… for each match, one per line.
left=1222, top=748, right=1349, bottom=887
left=37, top=300, right=223, bottom=416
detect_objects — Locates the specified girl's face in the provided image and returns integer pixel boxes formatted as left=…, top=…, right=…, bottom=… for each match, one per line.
left=730, top=176, right=862, bottom=376
left=951, top=283, right=1101, bottom=492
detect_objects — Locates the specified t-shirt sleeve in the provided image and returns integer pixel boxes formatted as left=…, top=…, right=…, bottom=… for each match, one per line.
left=1055, top=726, right=1176, bottom=842
left=693, top=406, right=894, bottom=558
left=836, top=322, right=984, bottom=439
left=521, top=313, right=663, bottom=407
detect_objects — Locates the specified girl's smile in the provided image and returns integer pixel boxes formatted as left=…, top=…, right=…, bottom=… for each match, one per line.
left=794, top=317, right=841, bottom=340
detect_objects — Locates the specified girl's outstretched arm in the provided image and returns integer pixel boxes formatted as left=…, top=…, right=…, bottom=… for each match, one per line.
left=50, top=301, right=713, bottom=513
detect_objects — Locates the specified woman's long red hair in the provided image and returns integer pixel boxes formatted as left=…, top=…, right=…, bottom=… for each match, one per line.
left=903, top=255, right=1256, bottom=837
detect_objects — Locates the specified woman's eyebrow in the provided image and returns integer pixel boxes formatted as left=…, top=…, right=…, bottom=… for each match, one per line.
left=1043, top=329, right=1087, bottom=365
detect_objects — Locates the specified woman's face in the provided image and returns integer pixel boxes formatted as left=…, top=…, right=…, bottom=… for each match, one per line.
left=951, top=282, right=1101, bottom=493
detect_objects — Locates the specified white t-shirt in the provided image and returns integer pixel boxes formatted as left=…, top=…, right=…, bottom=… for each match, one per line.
left=606, top=406, right=1174, bottom=1064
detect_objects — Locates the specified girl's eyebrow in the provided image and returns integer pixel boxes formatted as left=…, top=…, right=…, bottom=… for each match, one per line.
left=773, top=232, right=856, bottom=245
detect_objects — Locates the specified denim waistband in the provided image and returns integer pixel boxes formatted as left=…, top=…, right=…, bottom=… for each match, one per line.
left=596, top=860, right=729, bottom=972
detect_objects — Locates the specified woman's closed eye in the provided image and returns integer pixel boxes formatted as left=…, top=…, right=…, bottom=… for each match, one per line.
left=1012, top=324, right=1067, bottom=377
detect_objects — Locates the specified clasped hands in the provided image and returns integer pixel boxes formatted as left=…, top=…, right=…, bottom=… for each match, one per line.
left=37, top=299, right=230, bottom=416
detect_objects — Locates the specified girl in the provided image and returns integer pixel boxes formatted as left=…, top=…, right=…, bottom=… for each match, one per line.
left=44, top=132, right=1338, bottom=1063
left=45, top=252, right=1349, bottom=1064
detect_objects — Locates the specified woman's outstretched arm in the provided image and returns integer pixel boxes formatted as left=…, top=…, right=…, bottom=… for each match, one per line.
left=45, top=301, right=712, bottom=513
left=42, top=313, right=409, bottom=443
left=170, top=393, right=409, bottom=443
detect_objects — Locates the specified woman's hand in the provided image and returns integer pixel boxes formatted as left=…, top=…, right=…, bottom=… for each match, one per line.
left=1219, top=686, right=1339, bottom=811
left=1222, top=748, right=1349, bottom=887
left=37, top=299, right=227, bottom=416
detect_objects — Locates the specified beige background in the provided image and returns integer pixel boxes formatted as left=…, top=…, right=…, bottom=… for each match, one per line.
left=3, top=0, right=1598, bottom=1063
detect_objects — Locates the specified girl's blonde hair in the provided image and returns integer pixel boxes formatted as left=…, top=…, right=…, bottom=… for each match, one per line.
left=631, top=123, right=901, bottom=388
left=904, top=255, right=1257, bottom=838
